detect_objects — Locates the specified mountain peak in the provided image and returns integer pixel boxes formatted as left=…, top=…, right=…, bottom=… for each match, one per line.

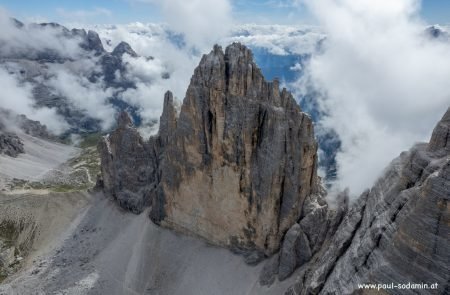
left=193, top=43, right=298, bottom=110
left=99, top=43, right=319, bottom=255
left=117, top=111, right=133, bottom=128
left=112, top=41, right=138, bottom=58
left=86, top=30, right=105, bottom=54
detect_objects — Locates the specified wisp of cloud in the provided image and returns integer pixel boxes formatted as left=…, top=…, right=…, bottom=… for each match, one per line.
left=148, top=0, right=233, bottom=50
left=301, top=0, right=450, bottom=197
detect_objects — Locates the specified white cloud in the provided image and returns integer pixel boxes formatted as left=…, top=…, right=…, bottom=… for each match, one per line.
left=143, top=0, right=233, bottom=50
left=0, top=68, right=69, bottom=134
left=226, top=24, right=324, bottom=55
left=299, top=0, right=450, bottom=196
left=89, top=22, right=202, bottom=127
left=0, top=8, right=84, bottom=60
left=46, top=63, right=117, bottom=130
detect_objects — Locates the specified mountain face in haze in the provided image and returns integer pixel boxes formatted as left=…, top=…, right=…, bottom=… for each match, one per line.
left=99, top=43, right=320, bottom=256
left=99, top=43, right=449, bottom=294
left=0, top=109, right=57, bottom=157
left=0, top=18, right=158, bottom=135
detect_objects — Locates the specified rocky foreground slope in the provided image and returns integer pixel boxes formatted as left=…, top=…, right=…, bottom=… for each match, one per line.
left=98, top=43, right=449, bottom=294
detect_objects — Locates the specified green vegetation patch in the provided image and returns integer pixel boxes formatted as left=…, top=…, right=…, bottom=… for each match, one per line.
left=78, top=132, right=103, bottom=149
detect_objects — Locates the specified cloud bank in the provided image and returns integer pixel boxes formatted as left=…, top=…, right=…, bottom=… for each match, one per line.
left=300, top=0, right=450, bottom=196
left=0, top=8, right=83, bottom=60
left=90, top=22, right=202, bottom=129
left=146, top=0, right=233, bottom=50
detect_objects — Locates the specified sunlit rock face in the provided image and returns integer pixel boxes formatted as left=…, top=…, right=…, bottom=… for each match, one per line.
left=99, top=43, right=320, bottom=255
left=154, top=43, right=319, bottom=255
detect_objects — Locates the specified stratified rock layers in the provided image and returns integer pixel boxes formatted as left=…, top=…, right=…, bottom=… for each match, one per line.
left=285, top=108, right=450, bottom=295
left=99, top=43, right=319, bottom=255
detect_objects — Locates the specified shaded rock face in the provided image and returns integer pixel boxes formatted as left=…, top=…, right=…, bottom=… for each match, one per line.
left=98, top=112, right=160, bottom=214
left=99, top=43, right=319, bottom=255
left=259, top=191, right=340, bottom=285
left=0, top=133, right=24, bottom=157
left=283, top=108, right=450, bottom=295
left=85, top=30, right=104, bottom=55
left=112, top=41, right=138, bottom=58
left=100, top=41, right=138, bottom=89
left=0, top=112, right=24, bottom=157
left=428, top=107, right=450, bottom=154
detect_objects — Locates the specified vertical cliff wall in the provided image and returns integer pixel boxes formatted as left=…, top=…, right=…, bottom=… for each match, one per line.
left=99, top=43, right=319, bottom=255
left=155, top=44, right=318, bottom=255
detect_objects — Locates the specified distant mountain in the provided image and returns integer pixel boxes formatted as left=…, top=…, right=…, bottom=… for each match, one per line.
left=426, top=25, right=450, bottom=41
left=0, top=18, right=167, bottom=136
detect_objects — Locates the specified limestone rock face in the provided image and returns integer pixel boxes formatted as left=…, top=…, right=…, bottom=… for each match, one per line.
left=0, top=113, right=24, bottom=157
left=0, top=133, right=24, bottom=157
left=428, top=107, right=450, bottom=154
left=260, top=192, right=331, bottom=285
left=278, top=223, right=312, bottom=281
left=285, top=108, right=450, bottom=294
left=153, top=44, right=318, bottom=255
left=99, top=43, right=319, bottom=255
left=98, top=112, right=159, bottom=214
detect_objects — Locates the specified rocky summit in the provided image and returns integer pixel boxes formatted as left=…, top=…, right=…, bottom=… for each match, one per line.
left=99, top=43, right=320, bottom=256
left=99, top=43, right=450, bottom=293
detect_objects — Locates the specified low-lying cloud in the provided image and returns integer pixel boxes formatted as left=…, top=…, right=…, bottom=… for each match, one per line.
left=0, top=68, right=69, bottom=134
left=90, top=22, right=203, bottom=129
left=0, top=8, right=83, bottom=60
left=300, top=0, right=450, bottom=196
left=46, top=62, right=117, bottom=130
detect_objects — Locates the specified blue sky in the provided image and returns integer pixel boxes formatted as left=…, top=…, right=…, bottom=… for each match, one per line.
left=1, top=0, right=449, bottom=25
